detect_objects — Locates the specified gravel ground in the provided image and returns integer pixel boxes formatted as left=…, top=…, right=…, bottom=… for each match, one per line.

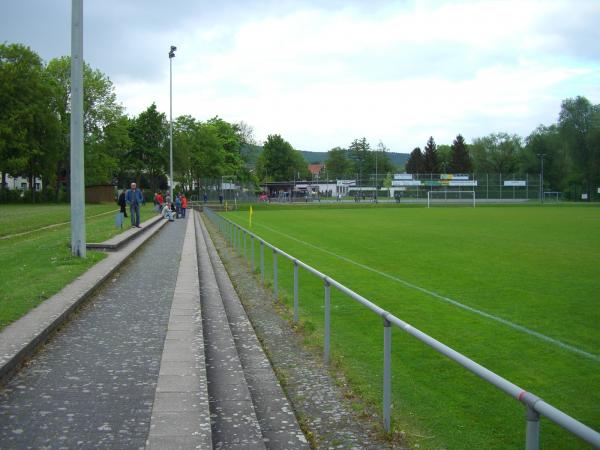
left=204, top=214, right=406, bottom=450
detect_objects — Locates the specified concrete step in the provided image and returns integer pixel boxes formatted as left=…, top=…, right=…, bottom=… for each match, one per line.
left=197, top=214, right=310, bottom=449
left=146, top=214, right=212, bottom=449
left=194, top=212, right=266, bottom=449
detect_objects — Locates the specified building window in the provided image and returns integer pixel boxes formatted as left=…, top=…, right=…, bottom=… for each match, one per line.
left=21, top=182, right=27, bottom=190
left=35, top=183, right=41, bottom=191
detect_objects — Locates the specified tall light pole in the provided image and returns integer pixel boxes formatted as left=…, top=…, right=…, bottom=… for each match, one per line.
left=70, top=0, right=85, bottom=257
left=375, top=148, right=378, bottom=203
left=537, top=153, right=545, bottom=204
left=168, top=45, right=176, bottom=201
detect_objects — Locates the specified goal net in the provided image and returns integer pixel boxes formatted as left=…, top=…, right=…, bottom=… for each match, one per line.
left=543, top=191, right=561, bottom=202
left=427, top=190, right=476, bottom=208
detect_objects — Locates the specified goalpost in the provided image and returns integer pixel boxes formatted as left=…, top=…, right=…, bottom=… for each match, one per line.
left=543, top=191, right=561, bottom=202
left=427, top=190, right=476, bottom=208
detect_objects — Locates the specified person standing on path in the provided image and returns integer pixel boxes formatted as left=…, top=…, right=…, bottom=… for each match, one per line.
left=175, top=194, right=182, bottom=219
left=118, top=190, right=128, bottom=218
left=155, top=191, right=164, bottom=213
left=126, top=182, right=143, bottom=228
left=181, top=194, right=187, bottom=218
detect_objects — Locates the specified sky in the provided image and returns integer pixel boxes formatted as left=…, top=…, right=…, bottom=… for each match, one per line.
left=2, top=0, right=599, bottom=153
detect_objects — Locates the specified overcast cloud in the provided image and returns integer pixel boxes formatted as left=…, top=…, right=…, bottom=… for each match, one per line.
left=2, top=0, right=599, bottom=152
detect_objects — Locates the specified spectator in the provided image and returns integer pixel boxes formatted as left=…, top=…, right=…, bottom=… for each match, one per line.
left=155, top=191, right=164, bottom=212
left=125, top=182, right=143, bottom=228
left=175, top=194, right=182, bottom=219
left=118, top=190, right=128, bottom=218
left=181, top=194, right=188, bottom=218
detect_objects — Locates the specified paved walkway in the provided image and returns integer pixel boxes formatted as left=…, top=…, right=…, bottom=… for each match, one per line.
left=0, top=217, right=186, bottom=448
left=0, top=212, right=311, bottom=449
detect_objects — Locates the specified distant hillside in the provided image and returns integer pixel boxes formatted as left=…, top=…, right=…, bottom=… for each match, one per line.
left=242, top=145, right=409, bottom=170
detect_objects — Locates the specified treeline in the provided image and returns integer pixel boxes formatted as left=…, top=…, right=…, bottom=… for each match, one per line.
left=2, top=42, right=598, bottom=201
left=0, top=43, right=256, bottom=202
left=402, top=97, right=600, bottom=197
left=322, top=138, right=395, bottom=182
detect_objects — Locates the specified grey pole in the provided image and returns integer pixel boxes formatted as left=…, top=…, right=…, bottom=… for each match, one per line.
left=293, top=261, right=299, bottom=323
left=70, top=0, right=86, bottom=258
left=273, top=250, right=278, bottom=298
left=260, top=241, right=264, bottom=284
left=383, top=318, right=392, bottom=432
left=168, top=46, right=177, bottom=201
left=324, top=279, right=331, bottom=365
left=251, top=235, right=255, bottom=272
left=537, top=153, right=545, bottom=204
left=526, top=406, right=540, bottom=450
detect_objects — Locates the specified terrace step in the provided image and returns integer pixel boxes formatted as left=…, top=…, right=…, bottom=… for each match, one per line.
left=86, top=213, right=164, bottom=251
left=197, top=212, right=310, bottom=449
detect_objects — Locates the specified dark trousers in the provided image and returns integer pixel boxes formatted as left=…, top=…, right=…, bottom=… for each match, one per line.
left=130, top=204, right=140, bottom=226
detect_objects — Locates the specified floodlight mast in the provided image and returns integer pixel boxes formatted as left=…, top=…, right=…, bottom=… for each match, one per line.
left=70, top=0, right=86, bottom=257
left=537, top=153, right=546, bottom=204
left=169, top=46, right=177, bottom=202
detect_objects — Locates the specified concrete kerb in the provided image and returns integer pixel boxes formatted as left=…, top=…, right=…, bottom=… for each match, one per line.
left=86, top=214, right=164, bottom=251
left=0, top=215, right=170, bottom=386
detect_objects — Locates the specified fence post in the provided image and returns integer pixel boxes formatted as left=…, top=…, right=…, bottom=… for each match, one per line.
left=243, top=230, right=247, bottom=261
left=293, top=260, right=299, bottom=323
left=324, top=279, right=331, bottom=365
left=383, top=317, right=392, bottom=432
left=251, top=235, right=255, bottom=272
left=273, top=249, right=278, bottom=298
left=526, top=406, right=540, bottom=450
left=260, top=241, right=264, bottom=284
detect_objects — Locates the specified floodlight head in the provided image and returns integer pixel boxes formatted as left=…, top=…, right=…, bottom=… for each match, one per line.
left=169, top=45, right=177, bottom=58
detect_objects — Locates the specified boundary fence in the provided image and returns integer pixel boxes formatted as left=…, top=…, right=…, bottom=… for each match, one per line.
left=202, top=207, right=600, bottom=449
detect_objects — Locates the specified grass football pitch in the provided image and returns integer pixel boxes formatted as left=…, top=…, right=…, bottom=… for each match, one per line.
left=223, top=204, right=599, bottom=449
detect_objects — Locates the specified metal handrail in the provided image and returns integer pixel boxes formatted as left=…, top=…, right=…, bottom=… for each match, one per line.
left=202, top=207, right=600, bottom=449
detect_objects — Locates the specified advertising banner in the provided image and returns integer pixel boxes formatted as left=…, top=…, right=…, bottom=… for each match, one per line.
left=392, top=180, right=422, bottom=186
left=504, top=180, right=527, bottom=187
left=449, top=180, right=477, bottom=186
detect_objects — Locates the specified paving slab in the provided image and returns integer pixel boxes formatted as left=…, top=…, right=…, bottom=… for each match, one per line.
left=86, top=214, right=164, bottom=251
left=0, top=215, right=186, bottom=449
left=194, top=211, right=266, bottom=449
left=0, top=213, right=169, bottom=385
left=146, top=215, right=212, bottom=450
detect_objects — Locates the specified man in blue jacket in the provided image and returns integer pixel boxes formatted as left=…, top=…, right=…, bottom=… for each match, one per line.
left=125, top=182, right=144, bottom=228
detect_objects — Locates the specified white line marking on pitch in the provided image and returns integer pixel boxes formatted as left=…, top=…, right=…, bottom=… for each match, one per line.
left=255, top=222, right=600, bottom=362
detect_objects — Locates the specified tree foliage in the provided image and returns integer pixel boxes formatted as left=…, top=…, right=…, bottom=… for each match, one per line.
left=450, top=134, right=472, bottom=173
left=325, top=147, right=351, bottom=178
left=405, top=147, right=424, bottom=173
left=422, top=136, right=439, bottom=173
left=256, top=134, right=308, bottom=181
left=470, top=133, right=522, bottom=174
left=0, top=43, right=60, bottom=201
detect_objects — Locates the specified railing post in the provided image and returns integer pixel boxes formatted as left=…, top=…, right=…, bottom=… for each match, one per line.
left=383, top=317, right=392, bottom=432
left=251, top=235, right=255, bottom=272
left=273, top=249, right=278, bottom=298
left=324, top=279, right=331, bottom=365
left=293, top=260, right=299, bottom=323
left=526, top=406, right=540, bottom=450
left=243, top=230, right=247, bottom=261
left=260, top=241, right=264, bottom=284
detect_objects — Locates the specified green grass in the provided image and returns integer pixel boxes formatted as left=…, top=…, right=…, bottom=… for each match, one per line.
left=0, top=203, right=122, bottom=237
left=0, top=204, right=158, bottom=329
left=222, top=204, right=600, bottom=449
